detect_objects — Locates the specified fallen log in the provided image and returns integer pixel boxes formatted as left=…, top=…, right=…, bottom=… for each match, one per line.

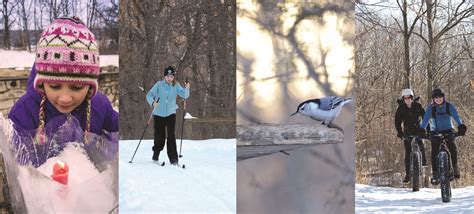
left=237, top=123, right=344, bottom=161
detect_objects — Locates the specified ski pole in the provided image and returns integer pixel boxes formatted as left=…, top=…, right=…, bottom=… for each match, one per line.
left=179, top=78, right=189, bottom=158
left=129, top=99, right=158, bottom=163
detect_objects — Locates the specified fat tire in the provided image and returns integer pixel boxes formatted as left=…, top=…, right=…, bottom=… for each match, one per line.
left=439, top=152, right=451, bottom=203
left=411, top=151, right=421, bottom=192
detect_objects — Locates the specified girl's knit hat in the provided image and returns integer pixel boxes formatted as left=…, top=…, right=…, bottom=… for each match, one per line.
left=164, top=66, right=176, bottom=76
left=34, top=17, right=100, bottom=96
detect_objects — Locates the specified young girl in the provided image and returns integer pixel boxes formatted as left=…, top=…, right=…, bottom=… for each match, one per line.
left=8, top=17, right=119, bottom=167
left=146, top=66, right=189, bottom=165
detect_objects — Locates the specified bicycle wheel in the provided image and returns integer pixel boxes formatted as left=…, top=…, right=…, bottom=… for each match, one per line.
left=438, top=151, right=451, bottom=202
left=411, top=151, right=421, bottom=191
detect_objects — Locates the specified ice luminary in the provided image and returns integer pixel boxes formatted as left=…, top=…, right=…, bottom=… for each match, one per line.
left=51, top=160, right=69, bottom=185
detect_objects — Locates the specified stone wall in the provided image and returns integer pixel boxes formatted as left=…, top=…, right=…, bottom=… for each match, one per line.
left=0, top=66, right=119, bottom=116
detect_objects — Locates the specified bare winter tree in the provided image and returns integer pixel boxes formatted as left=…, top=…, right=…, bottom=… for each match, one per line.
left=95, top=0, right=118, bottom=53
left=18, top=0, right=32, bottom=51
left=419, top=0, right=472, bottom=101
left=42, top=0, right=61, bottom=22
left=357, top=0, right=426, bottom=89
left=33, top=0, right=46, bottom=42
left=86, top=0, right=98, bottom=27
left=1, top=0, right=18, bottom=49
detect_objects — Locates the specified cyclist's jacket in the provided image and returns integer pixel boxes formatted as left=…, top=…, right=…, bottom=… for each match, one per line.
left=420, top=101, right=462, bottom=133
left=395, top=98, right=425, bottom=136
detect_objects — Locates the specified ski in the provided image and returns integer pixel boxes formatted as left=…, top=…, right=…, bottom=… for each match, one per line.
left=153, top=161, right=166, bottom=166
left=170, top=163, right=186, bottom=169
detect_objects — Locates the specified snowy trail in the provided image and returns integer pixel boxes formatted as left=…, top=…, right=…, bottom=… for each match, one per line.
left=119, top=139, right=236, bottom=213
left=356, top=184, right=474, bottom=213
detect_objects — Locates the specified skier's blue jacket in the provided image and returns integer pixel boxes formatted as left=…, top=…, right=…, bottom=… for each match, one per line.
left=146, top=80, right=189, bottom=117
left=420, top=102, right=462, bottom=132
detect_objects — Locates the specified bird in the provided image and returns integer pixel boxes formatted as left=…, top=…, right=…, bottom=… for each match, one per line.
left=291, top=96, right=352, bottom=128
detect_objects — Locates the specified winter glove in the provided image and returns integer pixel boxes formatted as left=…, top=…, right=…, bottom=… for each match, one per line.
left=418, top=128, right=426, bottom=138
left=458, top=124, right=467, bottom=136
left=397, top=131, right=404, bottom=139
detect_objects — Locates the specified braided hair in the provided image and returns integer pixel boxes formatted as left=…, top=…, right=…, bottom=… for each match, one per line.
left=34, top=88, right=93, bottom=145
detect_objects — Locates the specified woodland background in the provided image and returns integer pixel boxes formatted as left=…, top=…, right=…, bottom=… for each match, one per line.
left=355, top=0, right=473, bottom=187
left=1, top=0, right=118, bottom=53
left=119, top=0, right=236, bottom=140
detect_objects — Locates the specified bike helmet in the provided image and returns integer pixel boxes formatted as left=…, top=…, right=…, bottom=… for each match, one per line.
left=432, top=88, right=445, bottom=98
left=401, top=88, right=414, bottom=98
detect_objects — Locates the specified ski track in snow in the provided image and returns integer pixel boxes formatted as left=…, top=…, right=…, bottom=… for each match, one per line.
left=356, top=184, right=474, bottom=213
left=119, top=139, right=236, bottom=213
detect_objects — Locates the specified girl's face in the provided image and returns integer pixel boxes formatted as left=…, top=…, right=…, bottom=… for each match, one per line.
left=433, top=96, right=444, bottom=105
left=44, top=82, right=90, bottom=113
left=165, top=75, right=175, bottom=84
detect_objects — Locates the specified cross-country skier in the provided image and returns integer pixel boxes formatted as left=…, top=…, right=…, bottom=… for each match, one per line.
left=146, top=66, right=189, bottom=165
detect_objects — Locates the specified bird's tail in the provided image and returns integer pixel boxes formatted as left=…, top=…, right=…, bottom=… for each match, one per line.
left=341, top=97, right=353, bottom=106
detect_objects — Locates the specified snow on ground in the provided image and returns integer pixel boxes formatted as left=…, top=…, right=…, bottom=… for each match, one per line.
left=36, top=143, right=100, bottom=185
left=356, top=184, right=474, bottom=213
left=17, top=143, right=117, bottom=212
left=0, top=49, right=118, bottom=68
left=119, top=139, right=236, bottom=213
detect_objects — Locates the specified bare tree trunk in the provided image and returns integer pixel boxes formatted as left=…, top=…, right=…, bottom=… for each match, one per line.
left=426, top=0, right=435, bottom=100
left=44, top=0, right=60, bottom=22
left=87, top=0, right=98, bottom=28
left=19, top=0, right=31, bottom=51
left=396, top=0, right=425, bottom=89
left=2, top=0, right=16, bottom=50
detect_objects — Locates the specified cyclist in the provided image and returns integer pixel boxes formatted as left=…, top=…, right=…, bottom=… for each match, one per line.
left=419, top=88, right=467, bottom=184
left=395, top=88, right=427, bottom=183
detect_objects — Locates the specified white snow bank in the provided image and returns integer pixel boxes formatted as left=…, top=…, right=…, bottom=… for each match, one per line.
left=17, top=143, right=117, bottom=213
left=356, top=183, right=474, bottom=213
left=0, top=49, right=118, bottom=68
left=36, top=143, right=99, bottom=185
left=119, top=139, right=236, bottom=213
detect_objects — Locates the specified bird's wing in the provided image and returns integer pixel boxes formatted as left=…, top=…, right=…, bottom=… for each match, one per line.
left=318, top=96, right=344, bottom=111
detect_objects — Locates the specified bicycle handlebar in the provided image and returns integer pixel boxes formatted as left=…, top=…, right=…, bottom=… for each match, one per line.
left=428, top=132, right=460, bottom=140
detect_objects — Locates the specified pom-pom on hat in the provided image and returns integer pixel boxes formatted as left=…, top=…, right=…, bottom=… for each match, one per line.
left=34, top=17, right=100, bottom=96
left=164, top=66, right=176, bottom=76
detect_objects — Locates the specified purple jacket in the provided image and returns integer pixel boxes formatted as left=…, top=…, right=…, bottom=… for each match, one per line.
left=8, top=66, right=119, bottom=167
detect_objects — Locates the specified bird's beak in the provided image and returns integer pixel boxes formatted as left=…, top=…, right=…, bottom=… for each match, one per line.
left=290, top=112, right=298, bottom=116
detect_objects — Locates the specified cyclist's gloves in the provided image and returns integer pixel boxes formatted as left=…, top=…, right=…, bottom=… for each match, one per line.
left=418, top=128, right=426, bottom=138
left=458, top=124, right=467, bottom=136
left=397, top=131, right=404, bottom=139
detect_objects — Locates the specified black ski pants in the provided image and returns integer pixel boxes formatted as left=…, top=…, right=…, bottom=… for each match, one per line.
left=153, top=114, right=178, bottom=163
left=403, top=137, right=426, bottom=176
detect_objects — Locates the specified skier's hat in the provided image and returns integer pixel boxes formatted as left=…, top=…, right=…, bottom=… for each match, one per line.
left=164, top=66, right=176, bottom=76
